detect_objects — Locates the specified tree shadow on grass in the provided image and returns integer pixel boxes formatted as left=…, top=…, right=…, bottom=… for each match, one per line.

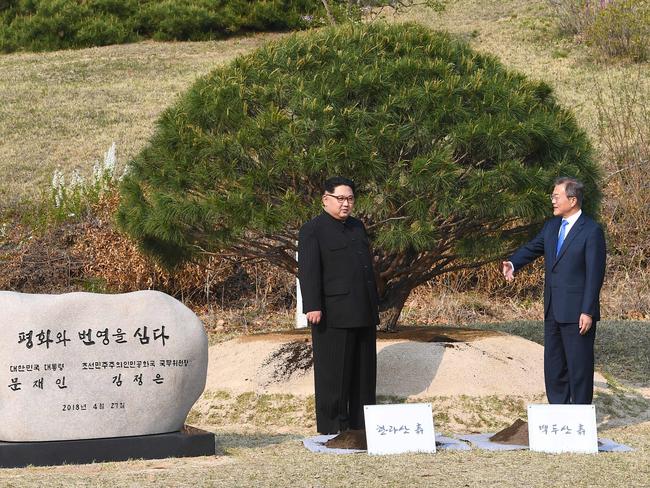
left=214, top=432, right=300, bottom=453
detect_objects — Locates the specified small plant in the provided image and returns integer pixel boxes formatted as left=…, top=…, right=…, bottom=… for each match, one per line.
left=547, top=0, right=649, bottom=61
left=546, top=0, right=612, bottom=36
left=50, top=142, right=123, bottom=222
left=586, top=0, right=650, bottom=61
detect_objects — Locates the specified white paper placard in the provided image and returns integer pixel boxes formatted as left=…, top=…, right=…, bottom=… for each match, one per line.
left=528, top=404, right=598, bottom=454
left=295, top=250, right=308, bottom=329
left=295, top=276, right=308, bottom=329
left=364, top=403, right=436, bottom=455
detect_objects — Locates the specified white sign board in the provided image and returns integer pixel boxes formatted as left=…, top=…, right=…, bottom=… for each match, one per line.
left=364, top=403, right=436, bottom=455
left=295, top=277, right=308, bottom=329
left=528, top=404, right=598, bottom=454
left=295, top=251, right=308, bottom=329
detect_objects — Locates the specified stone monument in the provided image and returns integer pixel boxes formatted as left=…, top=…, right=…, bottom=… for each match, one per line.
left=0, top=290, right=215, bottom=467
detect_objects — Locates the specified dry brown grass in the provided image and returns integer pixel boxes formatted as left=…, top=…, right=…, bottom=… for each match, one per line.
left=0, top=33, right=285, bottom=208
left=0, top=194, right=299, bottom=339
left=0, top=414, right=648, bottom=487
left=400, top=0, right=650, bottom=139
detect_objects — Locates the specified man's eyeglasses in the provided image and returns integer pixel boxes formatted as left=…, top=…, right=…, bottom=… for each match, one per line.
left=550, top=194, right=576, bottom=202
left=325, top=193, right=355, bottom=204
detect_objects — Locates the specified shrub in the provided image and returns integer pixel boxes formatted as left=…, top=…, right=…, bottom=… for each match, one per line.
left=0, top=0, right=325, bottom=53
left=547, top=0, right=650, bottom=61
left=597, top=70, right=650, bottom=270
left=49, top=142, right=123, bottom=223
left=586, top=0, right=650, bottom=61
left=135, top=1, right=229, bottom=42
left=117, top=23, right=602, bottom=329
left=74, top=15, right=136, bottom=47
left=546, top=0, right=607, bottom=35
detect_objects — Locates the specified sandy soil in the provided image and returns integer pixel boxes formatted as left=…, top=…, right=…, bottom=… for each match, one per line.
left=204, top=327, right=608, bottom=399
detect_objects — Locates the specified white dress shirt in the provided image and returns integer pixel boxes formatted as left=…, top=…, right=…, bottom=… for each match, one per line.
left=560, top=209, right=582, bottom=239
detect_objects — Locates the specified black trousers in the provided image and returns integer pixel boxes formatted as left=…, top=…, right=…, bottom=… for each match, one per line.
left=544, top=304, right=596, bottom=404
left=310, top=323, right=377, bottom=434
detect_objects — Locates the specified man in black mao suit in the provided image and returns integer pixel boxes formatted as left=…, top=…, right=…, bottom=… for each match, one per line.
left=503, top=177, right=606, bottom=404
left=298, top=176, right=379, bottom=434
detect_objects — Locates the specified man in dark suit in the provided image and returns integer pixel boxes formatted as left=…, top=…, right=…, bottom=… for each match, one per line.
left=502, top=177, right=606, bottom=404
left=298, top=176, right=379, bottom=434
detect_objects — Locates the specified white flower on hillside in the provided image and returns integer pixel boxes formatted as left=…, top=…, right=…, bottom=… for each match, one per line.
left=104, top=142, right=117, bottom=177
left=52, top=168, right=65, bottom=208
left=70, top=168, right=84, bottom=189
left=92, top=160, right=102, bottom=184
left=121, top=163, right=131, bottom=180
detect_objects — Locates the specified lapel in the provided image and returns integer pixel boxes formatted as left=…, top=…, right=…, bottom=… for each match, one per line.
left=552, top=214, right=585, bottom=269
left=549, top=218, right=561, bottom=262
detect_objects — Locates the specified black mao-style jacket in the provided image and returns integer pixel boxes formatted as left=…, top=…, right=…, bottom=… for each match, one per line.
left=298, top=211, right=380, bottom=328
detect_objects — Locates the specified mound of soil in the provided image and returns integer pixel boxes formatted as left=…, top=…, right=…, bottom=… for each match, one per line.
left=325, top=429, right=367, bottom=450
left=208, top=330, right=549, bottom=397
left=489, top=418, right=529, bottom=446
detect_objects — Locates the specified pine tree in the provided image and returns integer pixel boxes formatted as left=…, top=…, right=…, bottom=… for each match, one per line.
left=117, top=22, right=601, bottom=330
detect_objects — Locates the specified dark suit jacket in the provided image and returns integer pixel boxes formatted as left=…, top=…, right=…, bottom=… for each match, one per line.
left=298, top=211, right=379, bottom=328
left=509, top=213, right=606, bottom=323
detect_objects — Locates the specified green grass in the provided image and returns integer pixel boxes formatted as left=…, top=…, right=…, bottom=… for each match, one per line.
left=466, top=320, right=650, bottom=386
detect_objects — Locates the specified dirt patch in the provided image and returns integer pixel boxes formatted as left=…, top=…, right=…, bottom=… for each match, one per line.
left=239, top=326, right=503, bottom=344
left=259, top=340, right=313, bottom=385
left=379, top=326, right=504, bottom=342
left=490, top=418, right=529, bottom=446
left=325, top=429, right=367, bottom=450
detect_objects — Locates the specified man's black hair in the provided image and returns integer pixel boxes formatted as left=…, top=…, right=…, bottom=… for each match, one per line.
left=323, top=176, right=356, bottom=194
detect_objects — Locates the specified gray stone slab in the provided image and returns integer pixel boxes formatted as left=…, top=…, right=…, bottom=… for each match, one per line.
left=0, top=426, right=216, bottom=468
left=0, top=291, right=208, bottom=442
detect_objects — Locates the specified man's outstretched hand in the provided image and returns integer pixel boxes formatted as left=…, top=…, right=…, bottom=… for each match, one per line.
left=502, top=261, right=515, bottom=281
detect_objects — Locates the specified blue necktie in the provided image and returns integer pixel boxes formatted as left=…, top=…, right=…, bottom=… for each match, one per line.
left=556, top=219, right=568, bottom=257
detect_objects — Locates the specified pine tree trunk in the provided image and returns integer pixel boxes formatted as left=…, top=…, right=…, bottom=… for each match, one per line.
left=378, top=285, right=413, bottom=332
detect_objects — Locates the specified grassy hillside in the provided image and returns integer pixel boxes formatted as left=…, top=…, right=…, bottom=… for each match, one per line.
left=403, top=0, right=648, bottom=137
left=0, top=33, right=282, bottom=208
left=1, top=0, right=647, bottom=208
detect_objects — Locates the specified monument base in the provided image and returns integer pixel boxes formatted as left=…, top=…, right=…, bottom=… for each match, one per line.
left=0, top=425, right=216, bottom=468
